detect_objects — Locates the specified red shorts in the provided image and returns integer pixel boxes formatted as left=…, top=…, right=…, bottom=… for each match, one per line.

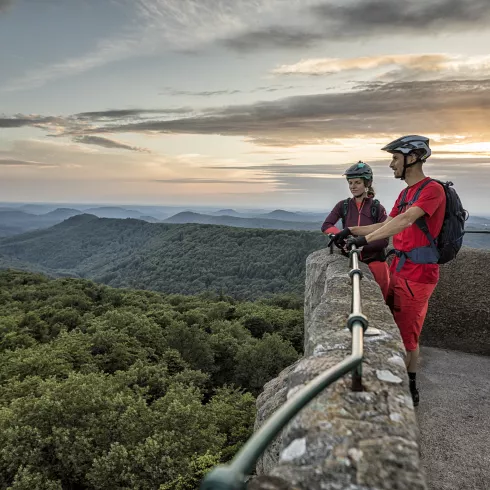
left=368, top=261, right=390, bottom=301
left=386, top=273, right=436, bottom=351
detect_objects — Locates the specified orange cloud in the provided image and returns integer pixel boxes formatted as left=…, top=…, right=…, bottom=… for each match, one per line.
left=272, top=54, right=450, bottom=76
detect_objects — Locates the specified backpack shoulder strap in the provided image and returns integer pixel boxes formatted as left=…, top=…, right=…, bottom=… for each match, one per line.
left=341, top=198, right=350, bottom=229
left=411, top=178, right=434, bottom=204
left=397, top=178, right=433, bottom=211
left=412, top=179, right=439, bottom=253
left=397, top=188, right=410, bottom=211
left=371, top=198, right=380, bottom=222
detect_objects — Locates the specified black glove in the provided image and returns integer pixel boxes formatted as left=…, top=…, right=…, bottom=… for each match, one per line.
left=330, top=228, right=351, bottom=249
left=345, top=236, right=368, bottom=249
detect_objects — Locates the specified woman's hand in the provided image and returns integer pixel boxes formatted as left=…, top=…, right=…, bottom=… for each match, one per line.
left=330, top=228, right=352, bottom=249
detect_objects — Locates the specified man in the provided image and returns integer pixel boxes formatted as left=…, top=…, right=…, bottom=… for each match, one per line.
left=332, top=135, right=446, bottom=406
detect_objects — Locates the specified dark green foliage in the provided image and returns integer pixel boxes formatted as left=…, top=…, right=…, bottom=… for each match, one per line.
left=0, top=270, right=303, bottom=489
left=234, top=333, right=299, bottom=393
left=0, top=219, right=327, bottom=299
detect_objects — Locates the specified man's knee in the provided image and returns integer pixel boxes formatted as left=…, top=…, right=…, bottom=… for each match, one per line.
left=402, top=334, right=419, bottom=352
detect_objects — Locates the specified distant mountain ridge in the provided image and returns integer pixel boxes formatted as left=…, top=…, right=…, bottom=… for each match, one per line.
left=163, top=211, right=321, bottom=230
left=43, top=208, right=81, bottom=219
left=255, top=209, right=325, bottom=222
left=213, top=208, right=242, bottom=217
left=2, top=202, right=489, bottom=245
left=0, top=208, right=81, bottom=237
left=82, top=206, right=159, bottom=221
left=0, top=206, right=160, bottom=237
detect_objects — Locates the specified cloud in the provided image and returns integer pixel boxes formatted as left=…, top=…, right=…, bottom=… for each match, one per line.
left=164, top=89, right=243, bottom=97
left=1, top=0, right=313, bottom=91
left=379, top=56, right=490, bottom=83
left=75, top=108, right=192, bottom=120
left=162, top=85, right=302, bottom=97
left=75, top=79, right=490, bottom=146
left=223, top=27, right=324, bottom=52
left=0, top=115, right=64, bottom=128
left=0, top=158, right=56, bottom=167
left=5, top=0, right=490, bottom=96
left=153, top=178, right=268, bottom=184
left=210, top=158, right=490, bottom=179
left=72, top=135, right=150, bottom=152
left=0, top=109, right=192, bottom=138
left=4, top=79, right=490, bottom=148
left=223, top=0, right=490, bottom=52
left=370, top=157, right=490, bottom=168
left=208, top=164, right=347, bottom=175
left=134, top=0, right=315, bottom=50
left=271, top=53, right=490, bottom=85
left=312, top=0, right=490, bottom=34
left=204, top=163, right=347, bottom=195
left=205, top=157, right=490, bottom=200
left=436, top=151, right=490, bottom=155
left=272, top=54, right=452, bottom=76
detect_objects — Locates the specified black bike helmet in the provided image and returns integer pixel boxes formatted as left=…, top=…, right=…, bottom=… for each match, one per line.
left=343, top=161, right=373, bottom=181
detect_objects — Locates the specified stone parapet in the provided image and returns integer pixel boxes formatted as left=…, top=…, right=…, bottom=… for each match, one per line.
left=250, top=249, right=427, bottom=490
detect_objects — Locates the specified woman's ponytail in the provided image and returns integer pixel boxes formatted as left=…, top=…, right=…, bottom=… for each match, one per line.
left=365, top=179, right=375, bottom=197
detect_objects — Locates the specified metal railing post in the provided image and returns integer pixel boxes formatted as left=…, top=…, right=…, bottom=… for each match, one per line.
left=349, top=246, right=365, bottom=392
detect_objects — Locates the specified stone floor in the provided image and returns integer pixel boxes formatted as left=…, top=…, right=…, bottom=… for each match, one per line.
left=417, top=347, right=490, bottom=490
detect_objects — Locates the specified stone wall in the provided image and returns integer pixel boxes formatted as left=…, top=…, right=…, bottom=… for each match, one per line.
left=422, top=247, right=490, bottom=356
left=249, top=249, right=427, bottom=490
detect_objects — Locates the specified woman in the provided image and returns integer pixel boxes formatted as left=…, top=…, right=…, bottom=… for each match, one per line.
left=321, top=161, right=390, bottom=300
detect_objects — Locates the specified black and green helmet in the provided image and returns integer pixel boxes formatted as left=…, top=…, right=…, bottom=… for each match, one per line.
left=343, top=161, right=373, bottom=181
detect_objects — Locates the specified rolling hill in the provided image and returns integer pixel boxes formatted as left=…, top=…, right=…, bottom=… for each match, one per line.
left=1, top=212, right=488, bottom=300
left=0, top=215, right=327, bottom=299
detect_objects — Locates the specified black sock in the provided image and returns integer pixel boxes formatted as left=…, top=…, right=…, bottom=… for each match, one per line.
left=408, top=372, right=417, bottom=389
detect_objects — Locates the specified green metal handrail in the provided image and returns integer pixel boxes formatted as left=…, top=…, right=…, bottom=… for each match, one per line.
left=200, top=245, right=367, bottom=490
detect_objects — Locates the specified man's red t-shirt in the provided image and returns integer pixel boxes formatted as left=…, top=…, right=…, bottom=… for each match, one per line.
left=389, top=177, right=446, bottom=284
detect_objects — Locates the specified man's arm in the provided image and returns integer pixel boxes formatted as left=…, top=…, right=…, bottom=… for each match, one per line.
left=365, top=206, right=426, bottom=243
left=350, top=217, right=392, bottom=236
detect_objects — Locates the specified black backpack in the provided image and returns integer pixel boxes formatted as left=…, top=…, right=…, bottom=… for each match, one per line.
left=398, top=179, right=468, bottom=265
left=340, top=198, right=380, bottom=229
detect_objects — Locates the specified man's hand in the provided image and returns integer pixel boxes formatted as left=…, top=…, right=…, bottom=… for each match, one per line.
left=345, top=236, right=368, bottom=249
left=329, top=228, right=351, bottom=249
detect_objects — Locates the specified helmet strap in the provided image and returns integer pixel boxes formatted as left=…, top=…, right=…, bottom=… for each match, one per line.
left=401, top=153, right=420, bottom=180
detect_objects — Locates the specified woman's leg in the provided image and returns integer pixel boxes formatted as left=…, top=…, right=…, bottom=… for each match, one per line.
left=368, top=260, right=390, bottom=301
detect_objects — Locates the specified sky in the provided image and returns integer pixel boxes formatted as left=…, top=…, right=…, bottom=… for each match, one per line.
left=2, top=0, right=490, bottom=214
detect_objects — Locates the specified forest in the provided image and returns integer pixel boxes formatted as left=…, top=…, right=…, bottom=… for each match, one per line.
left=0, top=270, right=303, bottom=489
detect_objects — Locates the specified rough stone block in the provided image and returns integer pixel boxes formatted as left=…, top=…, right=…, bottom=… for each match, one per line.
left=423, top=247, right=490, bottom=355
